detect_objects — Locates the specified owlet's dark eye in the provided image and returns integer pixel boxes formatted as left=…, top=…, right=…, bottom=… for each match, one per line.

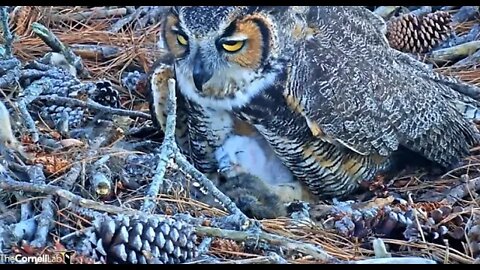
left=222, top=40, right=245, bottom=52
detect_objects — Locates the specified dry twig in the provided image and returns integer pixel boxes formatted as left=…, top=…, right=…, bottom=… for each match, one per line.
left=443, top=176, right=480, bottom=204
left=430, top=40, right=480, bottom=62
left=0, top=163, right=138, bottom=215
left=194, top=226, right=338, bottom=263
left=48, top=7, right=127, bottom=23
left=36, top=95, right=151, bottom=119
left=31, top=22, right=90, bottom=78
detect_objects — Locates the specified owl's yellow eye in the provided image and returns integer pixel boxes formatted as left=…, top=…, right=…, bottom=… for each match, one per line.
left=222, top=40, right=245, bottom=52
left=176, top=34, right=188, bottom=46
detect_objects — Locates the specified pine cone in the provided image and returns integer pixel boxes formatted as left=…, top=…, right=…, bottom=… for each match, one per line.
left=386, top=11, right=453, bottom=53
left=91, top=81, right=121, bottom=108
left=404, top=205, right=468, bottom=242
left=321, top=202, right=413, bottom=239
left=76, top=214, right=199, bottom=264
left=40, top=104, right=86, bottom=129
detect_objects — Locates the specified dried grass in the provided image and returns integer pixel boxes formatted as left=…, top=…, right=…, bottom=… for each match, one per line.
left=9, top=6, right=162, bottom=87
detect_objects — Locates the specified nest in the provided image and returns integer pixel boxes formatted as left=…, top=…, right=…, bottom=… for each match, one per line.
left=0, top=6, right=480, bottom=265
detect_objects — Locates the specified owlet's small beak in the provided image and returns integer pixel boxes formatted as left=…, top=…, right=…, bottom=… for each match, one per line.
left=192, top=54, right=213, bottom=91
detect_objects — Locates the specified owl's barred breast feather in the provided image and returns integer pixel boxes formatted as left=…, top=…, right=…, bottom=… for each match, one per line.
left=147, top=54, right=235, bottom=174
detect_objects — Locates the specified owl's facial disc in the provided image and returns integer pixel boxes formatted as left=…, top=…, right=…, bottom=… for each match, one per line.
left=163, top=7, right=274, bottom=94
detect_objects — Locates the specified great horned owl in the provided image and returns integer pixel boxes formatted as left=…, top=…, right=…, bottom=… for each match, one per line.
left=149, top=6, right=480, bottom=202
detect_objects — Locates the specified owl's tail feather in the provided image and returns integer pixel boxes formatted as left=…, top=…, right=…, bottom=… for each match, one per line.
left=424, top=71, right=480, bottom=122
left=395, top=49, right=480, bottom=121
left=437, top=79, right=480, bottom=101
left=435, top=79, right=480, bottom=121
left=426, top=71, right=480, bottom=121
left=453, top=100, right=480, bottom=121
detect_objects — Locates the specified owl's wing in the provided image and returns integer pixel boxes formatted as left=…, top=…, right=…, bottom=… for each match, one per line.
left=289, top=6, right=479, bottom=167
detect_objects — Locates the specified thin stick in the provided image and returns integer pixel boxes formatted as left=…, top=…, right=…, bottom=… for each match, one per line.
left=36, top=95, right=151, bottom=119
left=194, top=226, right=337, bottom=263
left=31, top=22, right=90, bottom=78
left=48, top=7, right=127, bottom=23
left=0, top=164, right=139, bottom=216
left=141, top=79, right=177, bottom=213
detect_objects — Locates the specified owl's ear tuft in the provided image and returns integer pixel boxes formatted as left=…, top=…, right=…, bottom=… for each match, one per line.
left=247, top=6, right=289, bottom=15
left=246, top=6, right=261, bottom=13
left=170, top=6, right=180, bottom=16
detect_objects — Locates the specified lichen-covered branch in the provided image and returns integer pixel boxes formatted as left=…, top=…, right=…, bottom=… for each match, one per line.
left=141, top=79, right=177, bottom=213
left=0, top=7, right=14, bottom=58
left=372, top=6, right=400, bottom=19
left=194, top=226, right=338, bottom=263
left=16, top=79, right=52, bottom=142
left=108, top=6, right=167, bottom=32
left=451, top=6, right=479, bottom=24
left=60, top=163, right=82, bottom=191
left=108, top=7, right=143, bottom=33
left=30, top=195, right=54, bottom=248
left=31, top=22, right=90, bottom=78
left=410, top=6, right=432, bottom=17
left=430, top=41, right=480, bottom=62
left=443, top=176, right=480, bottom=204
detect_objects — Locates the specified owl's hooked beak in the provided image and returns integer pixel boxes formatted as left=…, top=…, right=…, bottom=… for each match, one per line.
left=192, top=53, right=213, bottom=91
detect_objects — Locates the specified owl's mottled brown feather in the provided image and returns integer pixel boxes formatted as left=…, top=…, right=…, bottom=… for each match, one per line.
left=150, top=6, right=480, bottom=200
left=293, top=7, right=479, bottom=167
left=233, top=6, right=480, bottom=198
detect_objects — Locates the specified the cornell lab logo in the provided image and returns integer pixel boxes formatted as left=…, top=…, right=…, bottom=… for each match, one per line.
left=62, top=251, right=75, bottom=264
left=0, top=250, right=76, bottom=264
